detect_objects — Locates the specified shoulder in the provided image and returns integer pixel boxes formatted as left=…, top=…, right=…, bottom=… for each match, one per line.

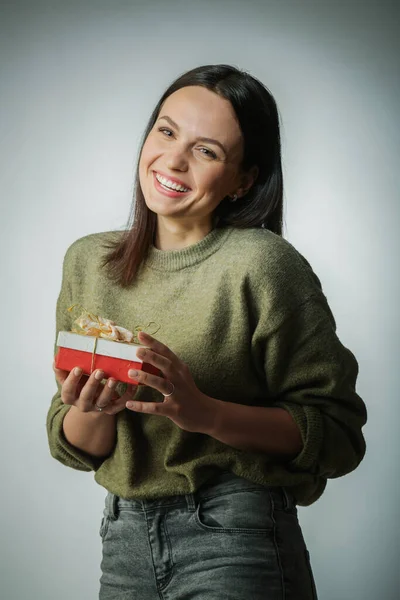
left=64, top=229, right=122, bottom=257
left=61, top=230, right=124, bottom=288
left=226, top=227, right=321, bottom=287
left=63, top=230, right=123, bottom=269
left=225, top=226, right=295, bottom=258
left=224, top=227, right=327, bottom=318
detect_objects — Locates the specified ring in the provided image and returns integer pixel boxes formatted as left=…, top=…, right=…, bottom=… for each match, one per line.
left=163, top=383, right=175, bottom=398
left=95, top=403, right=103, bottom=412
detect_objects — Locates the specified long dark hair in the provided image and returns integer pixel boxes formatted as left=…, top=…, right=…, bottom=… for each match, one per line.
left=102, top=64, right=284, bottom=287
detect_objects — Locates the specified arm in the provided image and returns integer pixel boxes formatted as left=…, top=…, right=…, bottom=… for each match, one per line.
left=206, top=403, right=303, bottom=459
left=207, top=295, right=367, bottom=479
left=265, top=296, right=366, bottom=478
left=62, top=400, right=117, bottom=458
left=47, top=242, right=117, bottom=471
left=48, top=368, right=131, bottom=469
left=47, top=384, right=114, bottom=472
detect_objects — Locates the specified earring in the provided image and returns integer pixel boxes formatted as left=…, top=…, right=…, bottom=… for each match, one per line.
left=230, top=194, right=238, bottom=203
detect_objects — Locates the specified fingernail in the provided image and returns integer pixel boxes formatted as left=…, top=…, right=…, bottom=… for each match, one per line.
left=95, top=370, right=104, bottom=381
left=128, top=369, right=138, bottom=378
left=74, top=367, right=82, bottom=376
left=108, top=379, right=116, bottom=389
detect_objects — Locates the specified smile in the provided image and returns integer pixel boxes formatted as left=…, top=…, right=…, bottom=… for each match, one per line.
left=155, top=173, right=190, bottom=193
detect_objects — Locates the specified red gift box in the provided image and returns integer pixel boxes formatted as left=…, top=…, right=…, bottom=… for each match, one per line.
left=55, top=331, right=161, bottom=385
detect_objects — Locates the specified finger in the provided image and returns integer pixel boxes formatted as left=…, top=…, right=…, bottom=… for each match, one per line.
left=137, top=331, right=177, bottom=364
left=126, top=399, right=164, bottom=415
left=60, top=366, right=87, bottom=404
left=75, top=369, right=106, bottom=412
left=75, top=374, right=90, bottom=397
left=136, top=347, right=172, bottom=375
left=103, top=396, right=130, bottom=415
left=54, top=368, right=68, bottom=386
left=128, top=368, right=174, bottom=397
left=109, top=383, right=139, bottom=408
left=53, top=360, right=70, bottom=385
left=118, top=383, right=139, bottom=401
left=102, top=384, right=138, bottom=415
left=93, top=377, right=119, bottom=411
left=54, top=366, right=89, bottom=392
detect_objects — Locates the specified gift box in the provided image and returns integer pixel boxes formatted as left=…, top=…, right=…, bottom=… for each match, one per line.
left=55, top=331, right=161, bottom=385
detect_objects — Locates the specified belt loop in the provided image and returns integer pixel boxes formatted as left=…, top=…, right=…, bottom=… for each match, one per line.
left=281, top=487, right=295, bottom=512
left=185, top=493, right=196, bottom=512
left=105, top=492, right=119, bottom=520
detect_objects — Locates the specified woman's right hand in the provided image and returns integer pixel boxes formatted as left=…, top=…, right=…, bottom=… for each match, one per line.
left=53, top=362, right=138, bottom=415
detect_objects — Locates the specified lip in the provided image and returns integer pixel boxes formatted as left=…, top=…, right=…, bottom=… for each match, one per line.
left=152, top=171, right=192, bottom=198
left=153, top=170, right=191, bottom=190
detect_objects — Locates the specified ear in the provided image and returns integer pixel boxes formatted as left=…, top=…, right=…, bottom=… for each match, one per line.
left=236, top=165, right=259, bottom=198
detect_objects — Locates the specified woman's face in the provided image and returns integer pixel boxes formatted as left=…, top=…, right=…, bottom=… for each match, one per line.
left=139, top=86, right=251, bottom=226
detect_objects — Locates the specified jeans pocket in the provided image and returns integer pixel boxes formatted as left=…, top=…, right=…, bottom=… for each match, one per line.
left=194, top=488, right=274, bottom=534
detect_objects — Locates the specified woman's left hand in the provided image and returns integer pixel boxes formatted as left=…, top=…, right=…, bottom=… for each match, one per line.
left=126, top=331, right=218, bottom=434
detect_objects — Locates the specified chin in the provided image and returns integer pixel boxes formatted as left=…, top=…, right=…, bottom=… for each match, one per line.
left=143, top=199, right=176, bottom=218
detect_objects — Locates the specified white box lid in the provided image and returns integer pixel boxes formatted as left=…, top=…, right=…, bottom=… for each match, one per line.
left=57, top=331, right=145, bottom=362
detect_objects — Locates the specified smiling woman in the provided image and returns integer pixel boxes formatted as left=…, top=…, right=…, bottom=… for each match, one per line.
left=47, top=64, right=367, bottom=599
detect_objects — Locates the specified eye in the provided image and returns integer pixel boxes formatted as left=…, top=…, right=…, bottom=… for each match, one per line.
left=158, top=127, right=173, bottom=137
left=198, top=147, right=217, bottom=159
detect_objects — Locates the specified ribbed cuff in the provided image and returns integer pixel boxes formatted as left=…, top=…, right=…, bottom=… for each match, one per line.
left=275, top=402, right=323, bottom=473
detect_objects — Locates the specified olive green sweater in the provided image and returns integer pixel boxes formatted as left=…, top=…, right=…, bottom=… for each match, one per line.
left=46, top=226, right=367, bottom=506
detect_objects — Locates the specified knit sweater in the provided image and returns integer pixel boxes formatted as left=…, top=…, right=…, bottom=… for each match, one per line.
left=46, top=226, right=367, bottom=506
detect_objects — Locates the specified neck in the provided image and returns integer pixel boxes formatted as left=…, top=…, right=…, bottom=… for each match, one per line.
left=154, top=216, right=216, bottom=251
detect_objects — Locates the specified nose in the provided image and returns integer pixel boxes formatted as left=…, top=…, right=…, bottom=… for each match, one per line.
left=165, top=147, right=189, bottom=172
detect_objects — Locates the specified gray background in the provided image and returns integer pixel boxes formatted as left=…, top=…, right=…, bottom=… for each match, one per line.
left=1, top=0, right=399, bottom=598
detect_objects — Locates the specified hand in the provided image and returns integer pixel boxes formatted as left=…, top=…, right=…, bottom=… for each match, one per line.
left=53, top=361, right=138, bottom=415
left=125, top=331, right=218, bottom=434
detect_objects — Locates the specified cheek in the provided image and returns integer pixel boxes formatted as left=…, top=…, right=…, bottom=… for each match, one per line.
left=139, top=141, right=153, bottom=169
left=141, top=133, right=162, bottom=165
left=139, top=141, right=156, bottom=186
left=200, top=167, right=235, bottom=196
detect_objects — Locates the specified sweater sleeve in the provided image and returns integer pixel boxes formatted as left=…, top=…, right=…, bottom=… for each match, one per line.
left=46, top=243, right=105, bottom=472
left=264, top=295, right=367, bottom=479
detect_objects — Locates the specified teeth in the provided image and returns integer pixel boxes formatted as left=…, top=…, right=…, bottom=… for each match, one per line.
left=156, top=173, right=189, bottom=192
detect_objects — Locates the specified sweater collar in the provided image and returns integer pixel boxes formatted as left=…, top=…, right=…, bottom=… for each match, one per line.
left=144, top=226, right=233, bottom=271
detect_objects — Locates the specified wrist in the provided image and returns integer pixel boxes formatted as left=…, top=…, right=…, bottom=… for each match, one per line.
left=201, top=396, right=222, bottom=437
left=69, top=405, right=116, bottom=419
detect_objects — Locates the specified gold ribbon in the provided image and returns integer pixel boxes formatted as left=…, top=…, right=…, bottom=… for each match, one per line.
left=66, top=304, right=161, bottom=375
left=90, top=336, right=98, bottom=375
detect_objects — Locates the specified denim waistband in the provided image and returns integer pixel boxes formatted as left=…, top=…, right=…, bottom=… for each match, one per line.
left=105, top=471, right=296, bottom=520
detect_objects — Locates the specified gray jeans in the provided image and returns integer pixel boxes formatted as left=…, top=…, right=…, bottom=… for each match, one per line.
left=99, top=471, right=318, bottom=599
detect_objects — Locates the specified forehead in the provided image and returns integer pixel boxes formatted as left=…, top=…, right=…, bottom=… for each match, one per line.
left=159, top=86, right=242, bottom=147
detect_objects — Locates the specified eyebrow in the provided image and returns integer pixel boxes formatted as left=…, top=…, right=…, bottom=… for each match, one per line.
left=157, top=115, right=228, bottom=155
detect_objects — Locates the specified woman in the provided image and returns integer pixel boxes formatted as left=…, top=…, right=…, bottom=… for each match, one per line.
left=47, top=64, right=367, bottom=599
